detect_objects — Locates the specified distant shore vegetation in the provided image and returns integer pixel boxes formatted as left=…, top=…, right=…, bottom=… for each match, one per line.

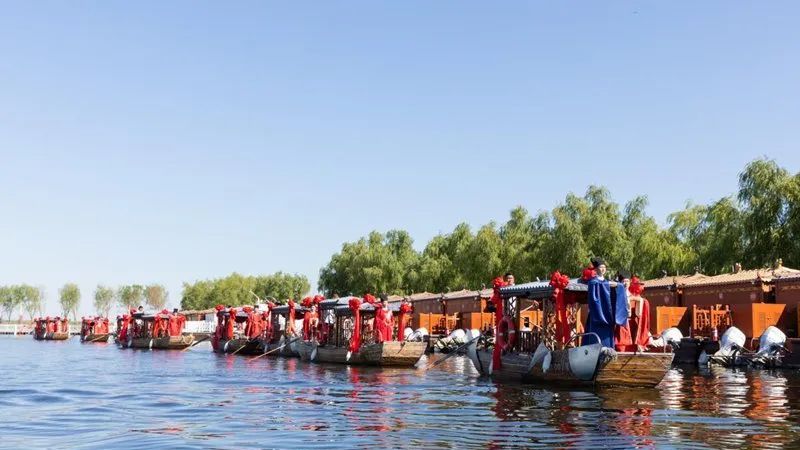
left=318, top=158, right=800, bottom=296
left=179, top=272, right=310, bottom=311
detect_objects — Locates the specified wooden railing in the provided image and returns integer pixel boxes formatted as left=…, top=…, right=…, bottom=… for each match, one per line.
left=691, top=304, right=732, bottom=338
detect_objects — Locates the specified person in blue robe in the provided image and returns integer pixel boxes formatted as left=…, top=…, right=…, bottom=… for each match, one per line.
left=585, top=257, right=629, bottom=348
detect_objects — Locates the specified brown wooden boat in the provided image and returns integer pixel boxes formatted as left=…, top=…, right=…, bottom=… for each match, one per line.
left=466, top=278, right=674, bottom=388
left=32, top=317, right=71, bottom=341
left=80, top=316, right=111, bottom=343
left=296, top=296, right=425, bottom=367
left=128, top=335, right=195, bottom=349
left=35, top=331, right=70, bottom=341
left=299, top=340, right=427, bottom=366
left=118, top=311, right=194, bottom=350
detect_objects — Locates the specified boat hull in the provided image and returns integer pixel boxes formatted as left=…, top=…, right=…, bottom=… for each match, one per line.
left=81, top=333, right=110, bottom=343
left=124, top=335, right=195, bottom=350
left=34, top=332, right=70, bottom=341
left=469, top=348, right=673, bottom=388
left=306, top=341, right=426, bottom=367
left=215, top=338, right=265, bottom=355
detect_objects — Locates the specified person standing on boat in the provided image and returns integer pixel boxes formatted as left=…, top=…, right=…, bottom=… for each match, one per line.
left=374, top=294, right=395, bottom=342
left=614, top=273, right=650, bottom=352
left=504, top=272, right=515, bottom=286
left=585, top=257, right=628, bottom=348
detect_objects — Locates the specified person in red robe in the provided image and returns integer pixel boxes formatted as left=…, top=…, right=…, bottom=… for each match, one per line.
left=614, top=272, right=651, bottom=352
left=374, top=296, right=394, bottom=342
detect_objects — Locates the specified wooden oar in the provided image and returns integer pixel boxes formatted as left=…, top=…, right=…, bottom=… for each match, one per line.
left=229, top=339, right=254, bottom=356
left=181, top=335, right=210, bottom=352
left=87, top=334, right=109, bottom=343
left=247, top=336, right=300, bottom=361
left=417, top=334, right=483, bottom=372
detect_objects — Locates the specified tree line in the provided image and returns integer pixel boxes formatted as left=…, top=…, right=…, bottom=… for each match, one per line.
left=318, top=158, right=800, bottom=296
left=179, top=272, right=311, bottom=310
left=0, top=283, right=170, bottom=321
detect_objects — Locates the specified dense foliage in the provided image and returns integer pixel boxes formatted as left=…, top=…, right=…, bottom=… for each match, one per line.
left=319, top=158, right=800, bottom=296
left=0, top=285, right=43, bottom=321
left=58, top=283, right=81, bottom=320
left=180, top=272, right=311, bottom=310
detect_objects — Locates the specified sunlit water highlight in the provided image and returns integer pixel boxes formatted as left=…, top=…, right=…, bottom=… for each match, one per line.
left=1, top=336, right=799, bottom=449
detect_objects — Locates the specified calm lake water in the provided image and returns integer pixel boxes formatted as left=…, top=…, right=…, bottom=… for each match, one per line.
left=1, top=336, right=799, bottom=449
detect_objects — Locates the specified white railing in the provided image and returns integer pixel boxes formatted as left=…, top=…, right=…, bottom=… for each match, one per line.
left=0, top=324, right=32, bottom=335
left=184, top=321, right=216, bottom=334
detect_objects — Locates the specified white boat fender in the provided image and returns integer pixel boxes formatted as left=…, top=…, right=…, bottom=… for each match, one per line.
left=403, top=327, right=414, bottom=340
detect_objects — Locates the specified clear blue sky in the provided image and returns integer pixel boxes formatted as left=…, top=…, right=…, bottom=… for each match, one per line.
left=2, top=2, right=799, bottom=316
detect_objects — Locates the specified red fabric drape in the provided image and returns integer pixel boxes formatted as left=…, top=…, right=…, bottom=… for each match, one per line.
left=398, top=302, right=412, bottom=339
left=168, top=314, right=184, bottom=336
left=118, top=315, right=131, bottom=342
left=302, top=309, right=313, bottom=340
left=550, top=272, right=571, bottom=345
left=349, top=297, right=362, bottom=353
left=491, top=277, right=507, bottom=370
left=225, top=308, right=237, bottom=340
left=374, top=305, right=394, bottom=342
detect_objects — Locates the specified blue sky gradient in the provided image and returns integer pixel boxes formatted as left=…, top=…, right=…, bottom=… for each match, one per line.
left=2, top=2, right=799, bottom=315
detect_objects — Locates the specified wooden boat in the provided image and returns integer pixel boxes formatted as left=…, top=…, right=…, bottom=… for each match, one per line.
left=118, top=310, right=194, bottom=350
left=465, top=278, right=673, bottom=388
left=297, top=296, right=425, bottom=367
left=32, top=317, right=71, bottom=341
left=210, top=306, right=272, bottom=356
left=80, top=316, right=111, bottom=343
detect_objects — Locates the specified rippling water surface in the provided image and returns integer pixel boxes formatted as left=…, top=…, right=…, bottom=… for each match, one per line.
left=2, top=336, right=800, bottom=449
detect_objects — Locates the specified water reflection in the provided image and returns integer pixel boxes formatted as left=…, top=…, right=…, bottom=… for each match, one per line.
left=1, top=337, right=800, bottom=448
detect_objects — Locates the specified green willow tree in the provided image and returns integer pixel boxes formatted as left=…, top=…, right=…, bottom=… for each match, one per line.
left=21, top=285, right=42, bottom=319
left=318, top=158, right=800, bottom=293
left=117, top=284, right=145, bottom=311
left=94, top=285, right=115, bottom=317
left=59, top=283, right=81, bottom=320
left=145, top=284, right=168, bottom=310
left=180, top=272, right=310, bottom=310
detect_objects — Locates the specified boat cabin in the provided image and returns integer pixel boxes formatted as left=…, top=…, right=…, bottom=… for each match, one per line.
left=681, top=263, right=799, bottom=342
left=80, top=316, right=110, bottom=342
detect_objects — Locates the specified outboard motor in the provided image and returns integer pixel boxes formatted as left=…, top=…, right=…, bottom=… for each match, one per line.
left=649, top=327, right=683, bottom=351
left=464, top=329, right=485, bottom=375
left=753, top=326, right=787, bottom=366
left=406, top=328, right=429, bottom=342
left=708, top=326, right=746, bottom=366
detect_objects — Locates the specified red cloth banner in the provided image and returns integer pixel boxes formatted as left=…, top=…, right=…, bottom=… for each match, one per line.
left=348, top=297, right=362, bottom=353
left=550, top=271, right=571, bottom=345
left=491, top=276, right=507, bottom=370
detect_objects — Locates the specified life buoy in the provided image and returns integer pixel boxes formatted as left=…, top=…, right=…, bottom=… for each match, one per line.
left=496, top=316, right=516, bottom=352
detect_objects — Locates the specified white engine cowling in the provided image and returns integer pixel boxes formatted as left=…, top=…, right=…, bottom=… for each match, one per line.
left=649, top=327, right=683, bottom=348
left=757, top=326, right=786, bottom=356
left=407, top=328, right=429, bottom=342
left=715, top=326, right=746, bottom=357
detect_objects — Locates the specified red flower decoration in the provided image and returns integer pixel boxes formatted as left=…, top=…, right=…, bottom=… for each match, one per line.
left=349, top=296, right=362, bottom=310
left=399, top=303, right=413, bottom=314
left=582, top=266, right=596, bottom=281
left=313, top=294, right=325, bottom=304
left=492, top=276, right=506, bottom=289
left=549, top=271, right=570, bottom=289
left=363, top=294, right=376, bottom=305
left=301, top=296, right=313, bottom=308
left=215, top=304, right=225, bottom=311
left=630, top=276, right=645, bottom=296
